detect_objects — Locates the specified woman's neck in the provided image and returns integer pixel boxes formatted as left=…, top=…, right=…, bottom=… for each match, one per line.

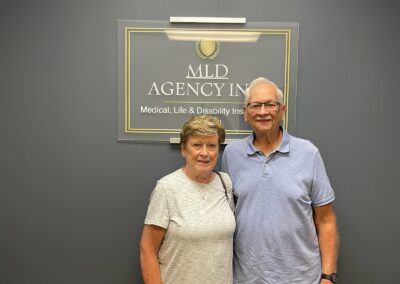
left=182, top=166, right=214, bottom=184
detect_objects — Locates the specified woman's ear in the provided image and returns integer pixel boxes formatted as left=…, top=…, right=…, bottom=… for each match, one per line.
left=181, top=144, right=186, bottom=158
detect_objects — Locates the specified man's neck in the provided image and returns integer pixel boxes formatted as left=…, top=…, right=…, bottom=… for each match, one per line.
left=253, top=128, right=283, bottom=156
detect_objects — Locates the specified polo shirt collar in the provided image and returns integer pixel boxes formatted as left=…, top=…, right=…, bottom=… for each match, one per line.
left=246, top=126, right=290, bottom=155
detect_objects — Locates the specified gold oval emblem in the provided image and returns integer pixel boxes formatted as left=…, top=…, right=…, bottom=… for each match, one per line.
left=196, top=40, right=220, bottom=59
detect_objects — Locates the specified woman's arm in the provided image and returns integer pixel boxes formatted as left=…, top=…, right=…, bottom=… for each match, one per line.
left=140, top=224, right=167, bottom=284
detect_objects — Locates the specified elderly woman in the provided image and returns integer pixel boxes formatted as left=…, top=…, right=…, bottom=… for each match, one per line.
left=140, top=115, right=235, bottom=284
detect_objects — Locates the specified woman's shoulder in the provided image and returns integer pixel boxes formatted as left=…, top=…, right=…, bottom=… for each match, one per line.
left=214, top=171, right=233, bottom=187
left=156, top=169, right=189, bottom=193
left=158, top=168, right=183, bottom=182
left=219, top=171, right=231, bottom=180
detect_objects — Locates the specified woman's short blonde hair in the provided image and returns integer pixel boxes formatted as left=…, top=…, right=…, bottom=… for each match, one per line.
left=180, top=115, right=225, bottom=146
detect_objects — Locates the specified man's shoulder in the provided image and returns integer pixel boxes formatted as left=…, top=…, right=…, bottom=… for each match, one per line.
left=288, top=133, right=319, bottom=153
left=224, top=135, right=250, bottom=151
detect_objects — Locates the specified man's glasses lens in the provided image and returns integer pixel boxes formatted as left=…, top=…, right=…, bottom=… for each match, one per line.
left=247, top=102, right=280, bottom=111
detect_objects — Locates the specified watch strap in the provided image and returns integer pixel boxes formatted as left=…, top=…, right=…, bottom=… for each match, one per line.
left=321, top=273, right=338, bottom=283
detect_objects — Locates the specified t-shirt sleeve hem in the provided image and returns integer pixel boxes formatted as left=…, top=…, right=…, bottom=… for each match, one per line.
left=312, top=195, right=335, bottom=207
left=144, top=219, right=169, bottom=229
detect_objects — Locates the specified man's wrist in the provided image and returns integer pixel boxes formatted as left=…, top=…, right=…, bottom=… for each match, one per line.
left=321, top=272, right=339, bottom=283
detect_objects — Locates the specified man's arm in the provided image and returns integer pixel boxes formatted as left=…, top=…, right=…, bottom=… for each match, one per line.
left=313, top=203, right=339, bottom=283
left=140, top=224, right=167, bottom=284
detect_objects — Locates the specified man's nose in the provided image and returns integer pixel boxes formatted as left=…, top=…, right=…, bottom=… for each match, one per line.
left=258, top=104, right=269, bottom=114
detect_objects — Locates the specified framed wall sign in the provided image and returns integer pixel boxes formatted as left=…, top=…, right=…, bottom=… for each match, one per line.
left=117, top=19, right=298, bottom=142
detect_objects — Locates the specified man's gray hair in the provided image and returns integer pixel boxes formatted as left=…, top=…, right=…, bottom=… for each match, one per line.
left=244, top=77, right=284, bottom=106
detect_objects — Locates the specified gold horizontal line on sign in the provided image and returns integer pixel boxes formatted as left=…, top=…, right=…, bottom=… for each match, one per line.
left=165, top=29, right=259, bottom=42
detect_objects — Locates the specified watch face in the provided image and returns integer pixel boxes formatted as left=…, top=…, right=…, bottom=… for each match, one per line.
left=331, top=273, right=339, bottom=282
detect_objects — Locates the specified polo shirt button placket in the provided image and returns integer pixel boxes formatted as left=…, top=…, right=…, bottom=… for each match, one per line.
left=263, top=155, right=270, bottom=176
left=263, top=152, right=276, bottom=176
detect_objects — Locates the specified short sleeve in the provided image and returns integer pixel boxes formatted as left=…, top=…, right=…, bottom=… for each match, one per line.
left=144, top=181, right=170, bottom=229
left=311, top=150, right=335, bottom=206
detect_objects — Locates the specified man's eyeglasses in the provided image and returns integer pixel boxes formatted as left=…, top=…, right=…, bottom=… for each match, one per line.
left=246, top=101, right=281, bottom=111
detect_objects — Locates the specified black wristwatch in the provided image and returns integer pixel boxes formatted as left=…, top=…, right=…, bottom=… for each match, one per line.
left=321, top=273, right=339, bottom=283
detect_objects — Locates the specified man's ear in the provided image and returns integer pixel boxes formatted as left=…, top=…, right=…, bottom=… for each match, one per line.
left=280, top=104, right=287, bottom=119
left=243, top=107, right=248, bottom=122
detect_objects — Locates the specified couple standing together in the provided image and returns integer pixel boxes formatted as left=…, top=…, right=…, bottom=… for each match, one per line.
left=140, top=77, right=339, bottom=284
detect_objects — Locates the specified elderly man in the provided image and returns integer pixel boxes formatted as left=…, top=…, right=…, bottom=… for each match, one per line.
left=222, top=77, right=339, bottom=284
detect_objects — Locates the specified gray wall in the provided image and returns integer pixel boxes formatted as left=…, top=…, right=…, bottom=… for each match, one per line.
left=1, top=0, right=399, bottom=283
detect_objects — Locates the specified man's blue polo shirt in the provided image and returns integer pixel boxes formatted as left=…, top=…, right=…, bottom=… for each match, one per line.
left=222, top=129, right=335, bottom=284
